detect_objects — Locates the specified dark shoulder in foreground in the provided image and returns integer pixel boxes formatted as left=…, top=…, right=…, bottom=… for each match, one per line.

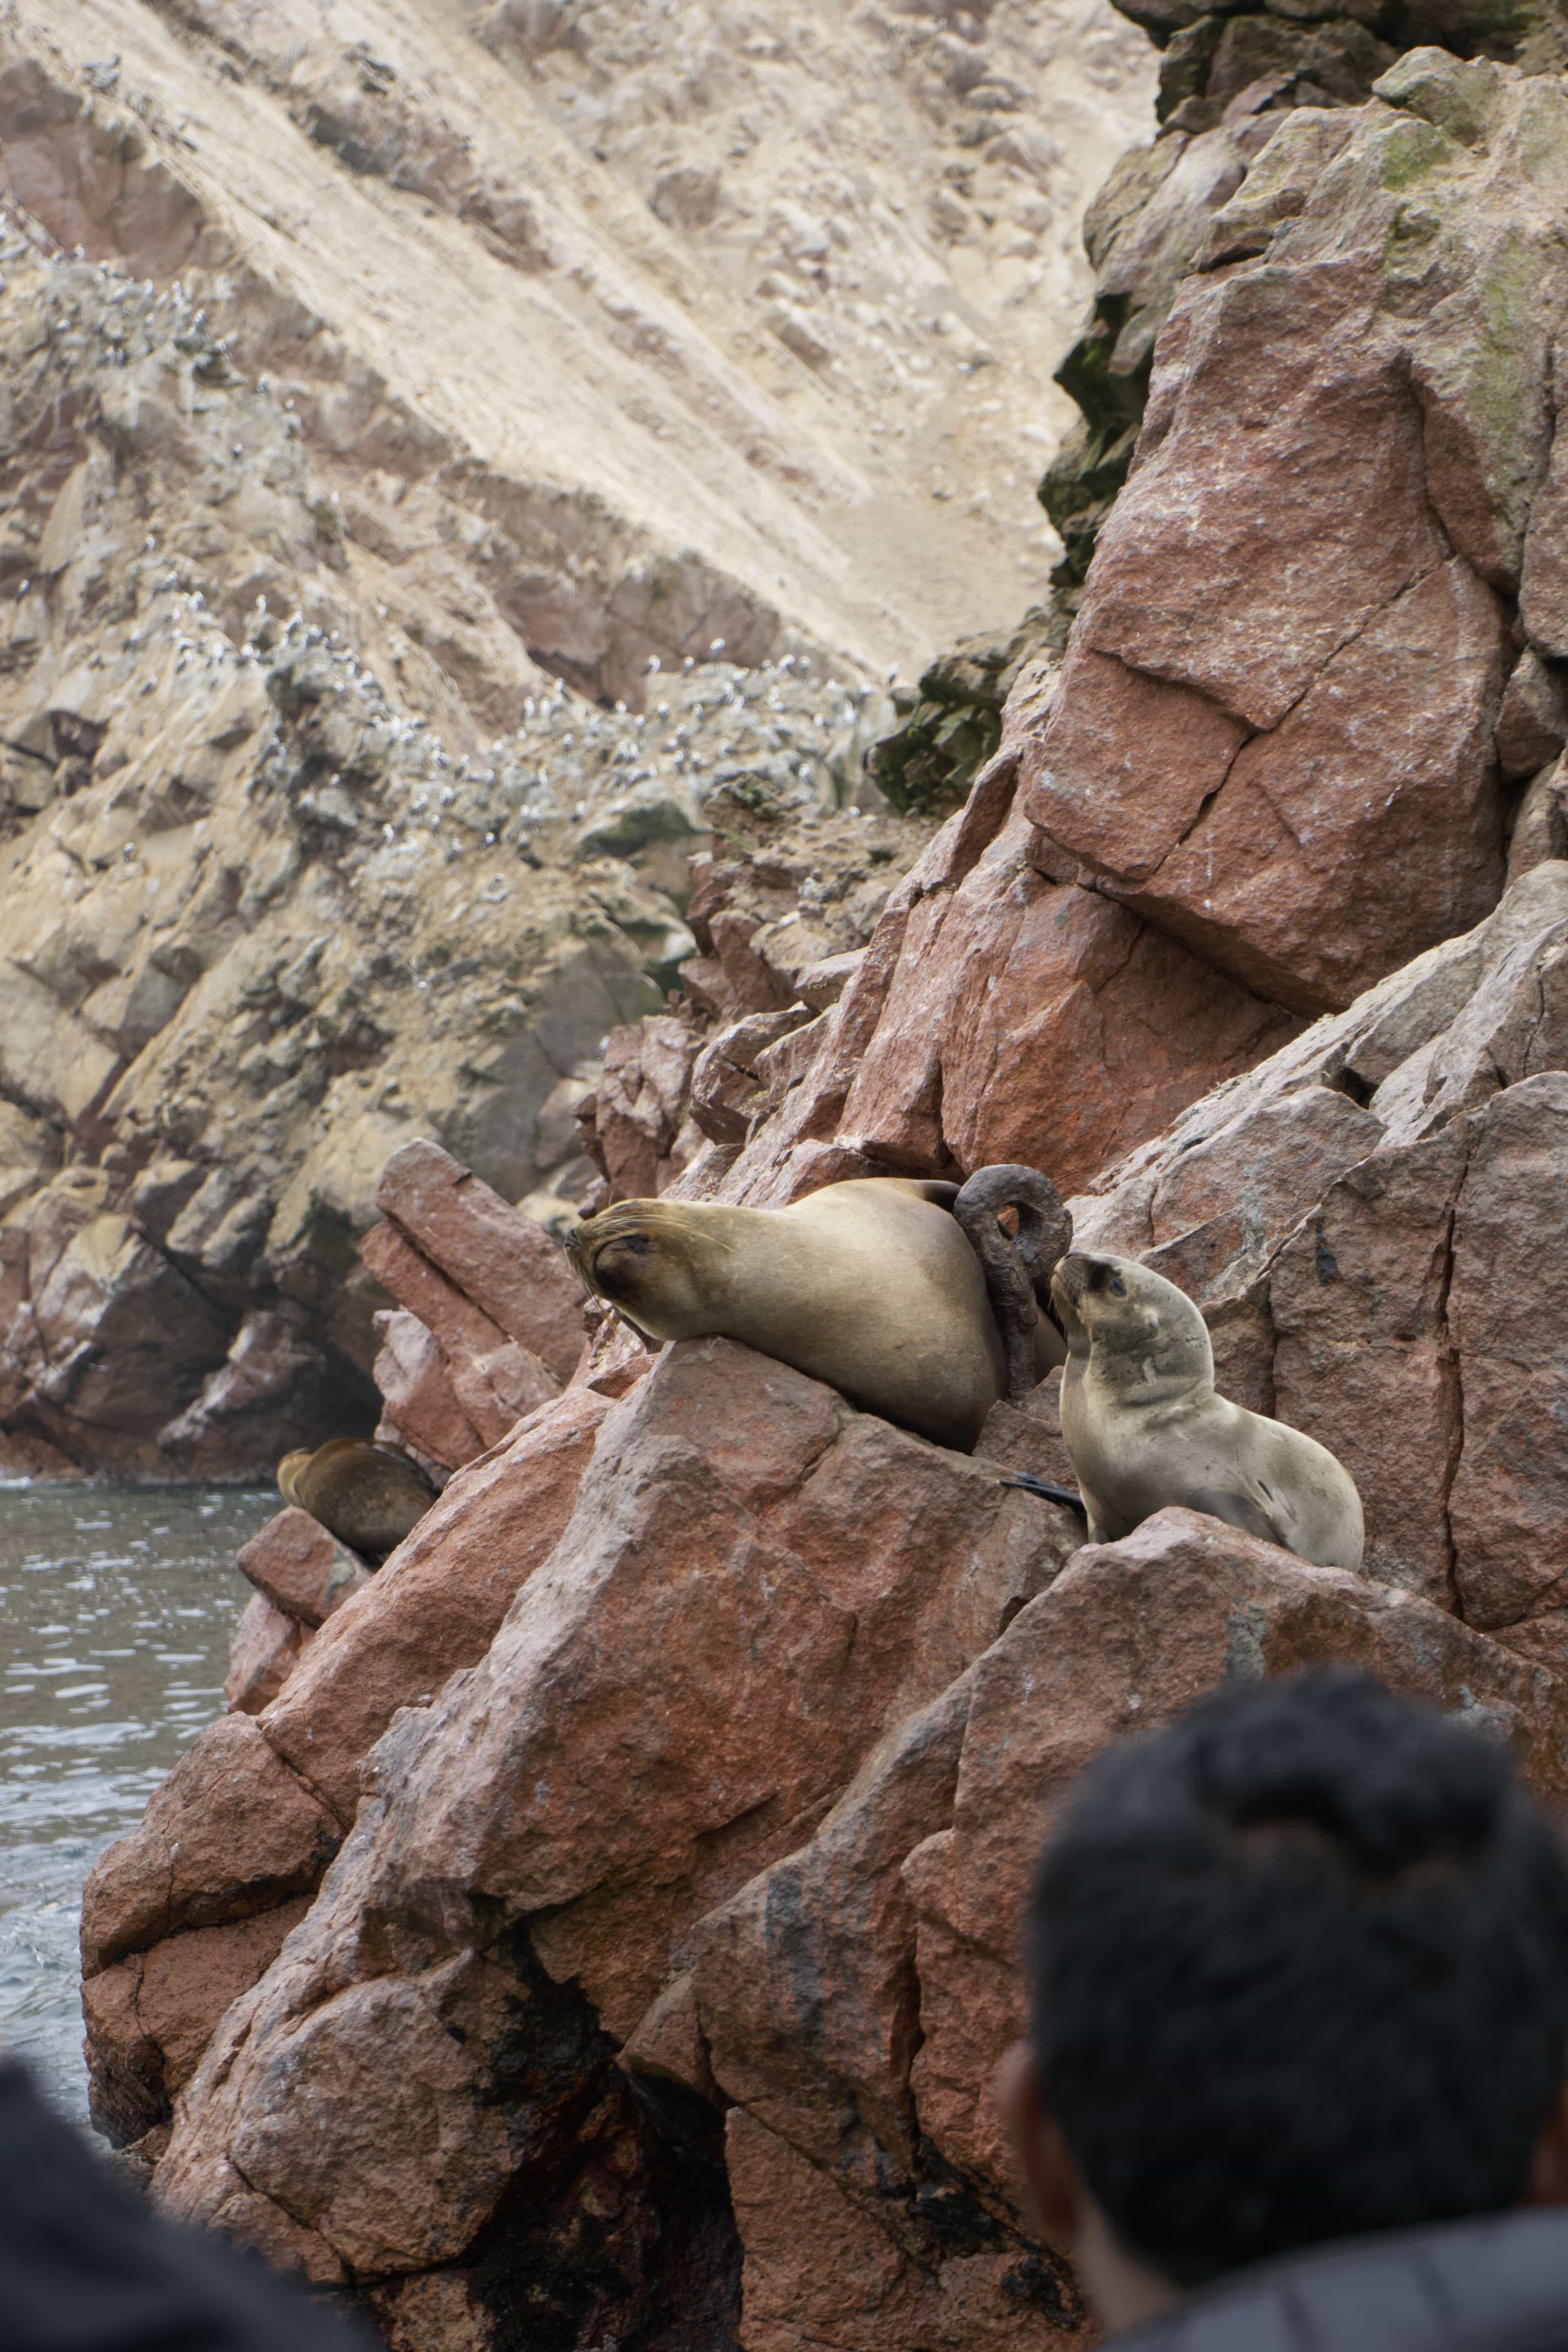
left=1120, top=2209, right=1568, bottom=2352
left=0, top=2059, right=372, bottom=2351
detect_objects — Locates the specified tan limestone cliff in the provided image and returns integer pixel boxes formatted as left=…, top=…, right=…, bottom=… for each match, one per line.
left=0, top=0, right=1156, bottom=1472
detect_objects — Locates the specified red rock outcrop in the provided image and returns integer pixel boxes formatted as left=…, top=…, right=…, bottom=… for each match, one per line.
left=1065, top=860, right=1568, bottom=1647
left=1022, top=53, right=1568, bottom=1015
left=80, top=1378, right=609, bottom=2148
left=145, top=1484, right=1568, bottom=2345
left=361, top=1136, right=588, bottom=1468
left=634, top=49, right=1568, bottom=1232
left=235, top=1508, right=373, bottom=1631
left=74, top=838, right=1568, bottom=2345
left=695, top=746, right=1303, bottom=1207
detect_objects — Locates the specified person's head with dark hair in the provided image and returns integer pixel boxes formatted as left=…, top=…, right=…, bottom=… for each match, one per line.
left=997, top=1668, right=1568, bottom=2338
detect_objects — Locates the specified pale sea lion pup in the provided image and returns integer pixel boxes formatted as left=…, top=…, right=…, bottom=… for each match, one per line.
left=566, top=1176, right=1064, bottom=1452
left=277, top=1439, right=437, bottom=1564
left=1051, top=1252, right=1364, bottom=1572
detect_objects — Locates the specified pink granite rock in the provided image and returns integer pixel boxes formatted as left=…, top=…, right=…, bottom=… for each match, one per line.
left=1015, top=63, right=1568, bottom=1016
left=224, top=1593, right=310, bottom=1716
left=708, top=763, right=1301, bottom=1207
left=374, top=1136, right=586, bottom=1383
left=81, top=1713, right=341, bottom=1976
left=371, top=1307, right=484, bottom=1472
left=580, top=1013, right=705, bottom=1196
left=236, top=1505, right=372, bottom=1627
left=904, top=1510, right=1568, bottom=2203
left=359, top=1218, right=559, bottom=1446
left=261, top=1383, right=613, bottom=1823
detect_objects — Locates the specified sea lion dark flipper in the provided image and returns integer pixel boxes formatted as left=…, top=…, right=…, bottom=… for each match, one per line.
left=953, top=1165, right=1074, bottom=1406
left=999, top=1470, right=1087, bottom=1515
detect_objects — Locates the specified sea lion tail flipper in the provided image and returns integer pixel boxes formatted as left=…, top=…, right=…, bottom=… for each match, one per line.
left=999, top=1471, right=1087, bottom=1516
left=955, top=1166, right=1073, bottom=1303
left=955, top=1165, right=1073, bottom=1407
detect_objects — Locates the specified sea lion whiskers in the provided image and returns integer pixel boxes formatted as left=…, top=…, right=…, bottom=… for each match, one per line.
left=565, top=1197, right=751, bottom=1339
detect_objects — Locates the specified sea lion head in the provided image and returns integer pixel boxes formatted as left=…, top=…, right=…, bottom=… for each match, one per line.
left=1051, top=1252, right=1213, bottom=1392
left=277, top=1448, right=311, bottom=1506
left=564, top=1199, right=731, bottom=1341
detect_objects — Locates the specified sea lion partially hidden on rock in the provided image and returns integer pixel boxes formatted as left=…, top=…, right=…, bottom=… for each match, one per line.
left=276, top=1439, right=437, bottom=1564
left=1051, top=1251, right=1365, bottom=1570
left=565, top=1171, right=1070, bottom=1452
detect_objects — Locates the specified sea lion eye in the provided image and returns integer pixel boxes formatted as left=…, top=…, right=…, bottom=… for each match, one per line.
left=1106, top=1272, right=1126, bottom=1297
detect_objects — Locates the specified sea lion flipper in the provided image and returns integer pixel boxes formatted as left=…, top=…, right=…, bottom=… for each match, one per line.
left=954, top=1164, right=1074, bottom=1407
left=1183, top=1483, right=1289, bottom=1548
left=999, top=1471, right=1087, bottom=1516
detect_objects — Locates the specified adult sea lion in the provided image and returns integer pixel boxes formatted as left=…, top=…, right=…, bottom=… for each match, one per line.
left=1051, top=1251, right=1364, bottom=1571
left=564, top=1173, right=1068, bottom=1452
left=277, top=1439, right=437, bottom=1563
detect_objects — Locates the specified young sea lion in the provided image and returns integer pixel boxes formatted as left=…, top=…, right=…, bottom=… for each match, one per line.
left=1051, top=1252, right=1364, bottom=1571
left=276, top=1439, right=437, bottom=1564
left=565, top=1175, right=1066, bottom=1452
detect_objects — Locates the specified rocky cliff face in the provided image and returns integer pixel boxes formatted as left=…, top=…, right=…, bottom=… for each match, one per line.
left=0, top=0, right=1154, bottom=1475
left=82, top=854, right=1568, bottom=2352
left=69, top=12, right=1568, bottom=2352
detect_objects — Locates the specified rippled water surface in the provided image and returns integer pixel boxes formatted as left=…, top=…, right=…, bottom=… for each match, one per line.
left=0, top=1484, right=274, bottom=2125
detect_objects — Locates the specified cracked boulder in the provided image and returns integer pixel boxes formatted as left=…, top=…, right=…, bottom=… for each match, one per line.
left=150, top=1466, right=1568, bottom=2348
left=143, top=1335, right=1084, bottom=2335
left=693, top=733, right=1302, bottom=1210
left=1026, top=56, right=1568, bottom=1015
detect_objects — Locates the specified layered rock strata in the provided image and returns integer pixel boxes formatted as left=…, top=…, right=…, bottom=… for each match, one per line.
left=0, top=0, right=1157, bottom=1475
left=0, top=227, right=899, bottom=1473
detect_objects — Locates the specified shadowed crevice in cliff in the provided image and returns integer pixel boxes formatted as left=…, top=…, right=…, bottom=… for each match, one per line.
left=385, top=1926, right=744, bottom=2352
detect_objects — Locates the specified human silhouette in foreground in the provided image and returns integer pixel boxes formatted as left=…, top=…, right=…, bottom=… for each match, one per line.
left=999, top=1668, right=1568, bottom=2349
left=0, top=2058, right=368, bottom=2348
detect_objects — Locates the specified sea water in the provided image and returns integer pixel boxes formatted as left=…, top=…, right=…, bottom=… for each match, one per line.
left=0, top=1483, right=274, bottom=2126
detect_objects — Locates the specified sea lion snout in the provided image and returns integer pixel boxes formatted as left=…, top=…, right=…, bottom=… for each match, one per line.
left=565, top=1213, right=648, bottom=1301
left=1054, top=1254, right=1087, bottom=1306
left=565, top=1198, right=718, bottom=1339
left=561, top=1213, right=599, bottom=1286
left=1051, top=1253, right=1127, bottom=1311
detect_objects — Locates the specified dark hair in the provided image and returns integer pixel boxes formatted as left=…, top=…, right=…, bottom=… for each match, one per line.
left=1028, top=1668, right=1568, bottom=2290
